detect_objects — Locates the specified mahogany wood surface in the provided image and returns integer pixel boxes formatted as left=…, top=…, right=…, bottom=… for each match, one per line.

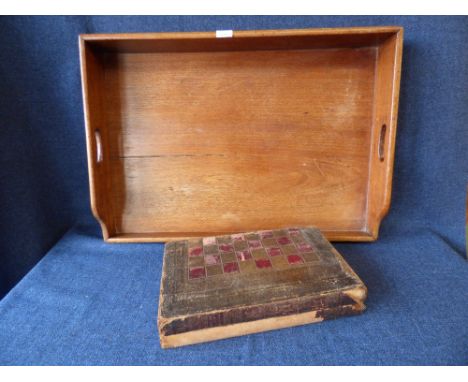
left=79, top=27, right=403, bottom=242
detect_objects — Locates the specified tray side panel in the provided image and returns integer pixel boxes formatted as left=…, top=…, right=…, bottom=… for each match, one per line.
left=81, top=26, right=402, bottom=53
left=366, top=30, right=404, bottom=238
left=79, top=41, right=115, bottom=238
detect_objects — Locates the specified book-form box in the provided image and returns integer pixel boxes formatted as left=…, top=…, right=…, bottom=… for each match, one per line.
left=158, top=227, right=367, bottom=348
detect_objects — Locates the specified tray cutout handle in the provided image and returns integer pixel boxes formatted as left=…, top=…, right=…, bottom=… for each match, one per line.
left=378, top=124, right=387, bottom=162
left=95, top=129, right=103, bottom=164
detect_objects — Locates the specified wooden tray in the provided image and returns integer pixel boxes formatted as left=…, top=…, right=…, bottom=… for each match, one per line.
left=79, top=27, right=403, bottom=243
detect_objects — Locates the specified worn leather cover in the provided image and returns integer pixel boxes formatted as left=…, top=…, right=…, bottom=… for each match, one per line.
left=158, top=227, right=367, bottom=348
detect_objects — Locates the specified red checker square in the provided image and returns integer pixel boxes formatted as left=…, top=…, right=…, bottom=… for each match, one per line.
left=267, top=247, right=282, bottom=257
left=297, top=243, right=313, bottom=253
left=287, top=254, right=304, bottom=265
left=248, top=240, right=262, bottom=249
left=188, top=247, right=203, bottom=257
left=236, top=250, right=252, bottom=261
left=188, top=266, right=206, bottom=279
left=277, top=236, right=291, bottom=245
left=223, top=262, right=239, bottom=274
left=255, top=259, right=272, bottom=269
left=205, top=254, right=221, bottom=265
left=219, top=243, right=234, bottom=253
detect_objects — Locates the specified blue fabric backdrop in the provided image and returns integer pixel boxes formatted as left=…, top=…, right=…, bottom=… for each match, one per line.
left=0, top=16, right=467, bottom=365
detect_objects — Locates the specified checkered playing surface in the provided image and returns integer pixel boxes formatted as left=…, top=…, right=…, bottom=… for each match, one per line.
left=187, top=228, right=320, bottom=280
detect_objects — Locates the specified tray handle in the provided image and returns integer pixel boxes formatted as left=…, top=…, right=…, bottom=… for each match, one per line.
left=378, top=123, right=387, bottom=162
left=95, top=129, right=103, bottom=164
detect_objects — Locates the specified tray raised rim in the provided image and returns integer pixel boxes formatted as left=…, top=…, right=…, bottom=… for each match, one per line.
left=79, top=26, right=404, bottom=243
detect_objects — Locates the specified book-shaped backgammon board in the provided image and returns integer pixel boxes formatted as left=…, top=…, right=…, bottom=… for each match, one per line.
left=158, top=227, right=367, bottom=348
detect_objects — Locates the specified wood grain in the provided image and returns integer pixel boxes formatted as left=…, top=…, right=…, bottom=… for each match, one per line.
left=79, top=27, right=404, bottom=242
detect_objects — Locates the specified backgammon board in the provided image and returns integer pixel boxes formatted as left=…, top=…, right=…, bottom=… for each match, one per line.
left=158, top=227, right=367, bottom=348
